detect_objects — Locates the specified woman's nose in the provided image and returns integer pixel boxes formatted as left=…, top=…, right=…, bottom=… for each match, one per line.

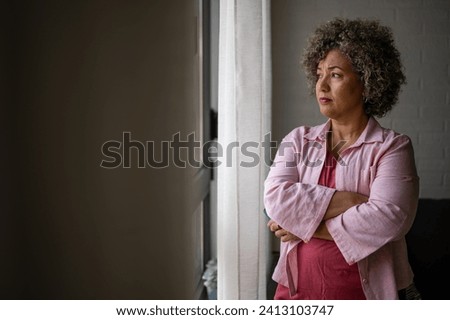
left=317, top=76, right=330, bottom=92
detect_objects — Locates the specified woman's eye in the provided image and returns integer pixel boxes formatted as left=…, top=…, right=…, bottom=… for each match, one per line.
left=331, top=73, right=342, bottom=78
left=316, top=74, right=323, bottom=79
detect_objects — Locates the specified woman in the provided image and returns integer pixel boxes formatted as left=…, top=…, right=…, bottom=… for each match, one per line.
left=264, top=18, right=420, bottom=300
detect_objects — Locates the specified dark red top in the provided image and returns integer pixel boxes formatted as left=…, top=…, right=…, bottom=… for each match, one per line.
left=274, top=151, right=366, bottom=300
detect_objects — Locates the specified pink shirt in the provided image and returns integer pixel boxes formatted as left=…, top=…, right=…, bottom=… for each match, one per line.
left=264, top=117, right=419, bottom=299
left=274, top=150, right=365, bottom=300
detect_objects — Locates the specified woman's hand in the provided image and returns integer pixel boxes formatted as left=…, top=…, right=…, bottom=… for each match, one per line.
left=312, top=191, right=368, bottom=241
left=312, top=221, right=333, bottom=241
left=267, top=219, right=300, bottom=242
left=324, top=191, right=369, bottom=220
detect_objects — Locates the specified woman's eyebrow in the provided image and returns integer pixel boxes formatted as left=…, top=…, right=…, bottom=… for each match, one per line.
left=328, top=66, right=344, bottom=70
left=317, top=65, right=344, bottom=70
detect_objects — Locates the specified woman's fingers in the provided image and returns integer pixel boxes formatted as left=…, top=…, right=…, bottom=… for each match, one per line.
left=275, top=229, right=288, bottom=238
left=281, top=233, right=300, bottom=242
left=268, top=220, right=299, bottom=242
left=267, top=219, right=281, bottom=232
left=268, top=222, right=300, bottom=242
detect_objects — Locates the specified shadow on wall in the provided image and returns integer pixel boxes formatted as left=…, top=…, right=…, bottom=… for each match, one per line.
left=406, top=199, right=450, bottom=300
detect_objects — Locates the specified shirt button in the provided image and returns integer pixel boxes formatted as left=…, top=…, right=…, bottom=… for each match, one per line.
left=362, top=278, right=368, bottom=284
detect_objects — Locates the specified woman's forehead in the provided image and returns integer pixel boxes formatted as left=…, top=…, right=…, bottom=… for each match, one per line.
left=318, top=49, right=353, bottom=69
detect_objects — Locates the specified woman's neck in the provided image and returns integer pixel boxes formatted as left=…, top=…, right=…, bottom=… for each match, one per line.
left=329, top=114, right=369, bottom=149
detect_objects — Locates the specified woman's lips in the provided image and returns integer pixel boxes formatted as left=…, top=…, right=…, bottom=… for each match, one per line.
left=319, top=97, right=332, bottom=103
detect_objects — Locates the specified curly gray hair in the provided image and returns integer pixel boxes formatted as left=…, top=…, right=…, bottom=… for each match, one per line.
left=302, top=18, right=406, bottom=118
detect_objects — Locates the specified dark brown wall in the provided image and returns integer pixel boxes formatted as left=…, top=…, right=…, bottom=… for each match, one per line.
left=3, top=0, right=202, bottom=299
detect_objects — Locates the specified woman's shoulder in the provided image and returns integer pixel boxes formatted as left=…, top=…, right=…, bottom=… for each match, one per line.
left=380, top=125, right=413, bottom=144
left=372, top=122, right=417, bottom=170
left=282, top=126, right=308, bottom=141
left=282, top=122, right=327, bottom=142
left=376, top=121, right=414, bottom=151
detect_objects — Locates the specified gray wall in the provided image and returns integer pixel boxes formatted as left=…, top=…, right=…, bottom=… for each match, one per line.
left=2, top=0, right=204, bottom=299
left=272, top=0, right=450, bottom=199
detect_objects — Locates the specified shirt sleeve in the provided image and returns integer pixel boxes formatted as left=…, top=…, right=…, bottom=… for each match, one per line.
left=326, top=134, right=419, bottom=264
left=263, top=131, right=336, bottom=242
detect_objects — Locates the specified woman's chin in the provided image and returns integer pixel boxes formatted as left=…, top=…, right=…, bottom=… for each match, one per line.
left=319, top=105, right=335, bottom=119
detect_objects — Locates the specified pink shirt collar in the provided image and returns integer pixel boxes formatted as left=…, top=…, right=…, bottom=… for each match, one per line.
left=303, top=116, right=385, bottom=147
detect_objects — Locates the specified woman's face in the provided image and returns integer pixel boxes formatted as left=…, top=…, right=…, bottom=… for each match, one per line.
left=315, top=49, right=365, bottom=122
